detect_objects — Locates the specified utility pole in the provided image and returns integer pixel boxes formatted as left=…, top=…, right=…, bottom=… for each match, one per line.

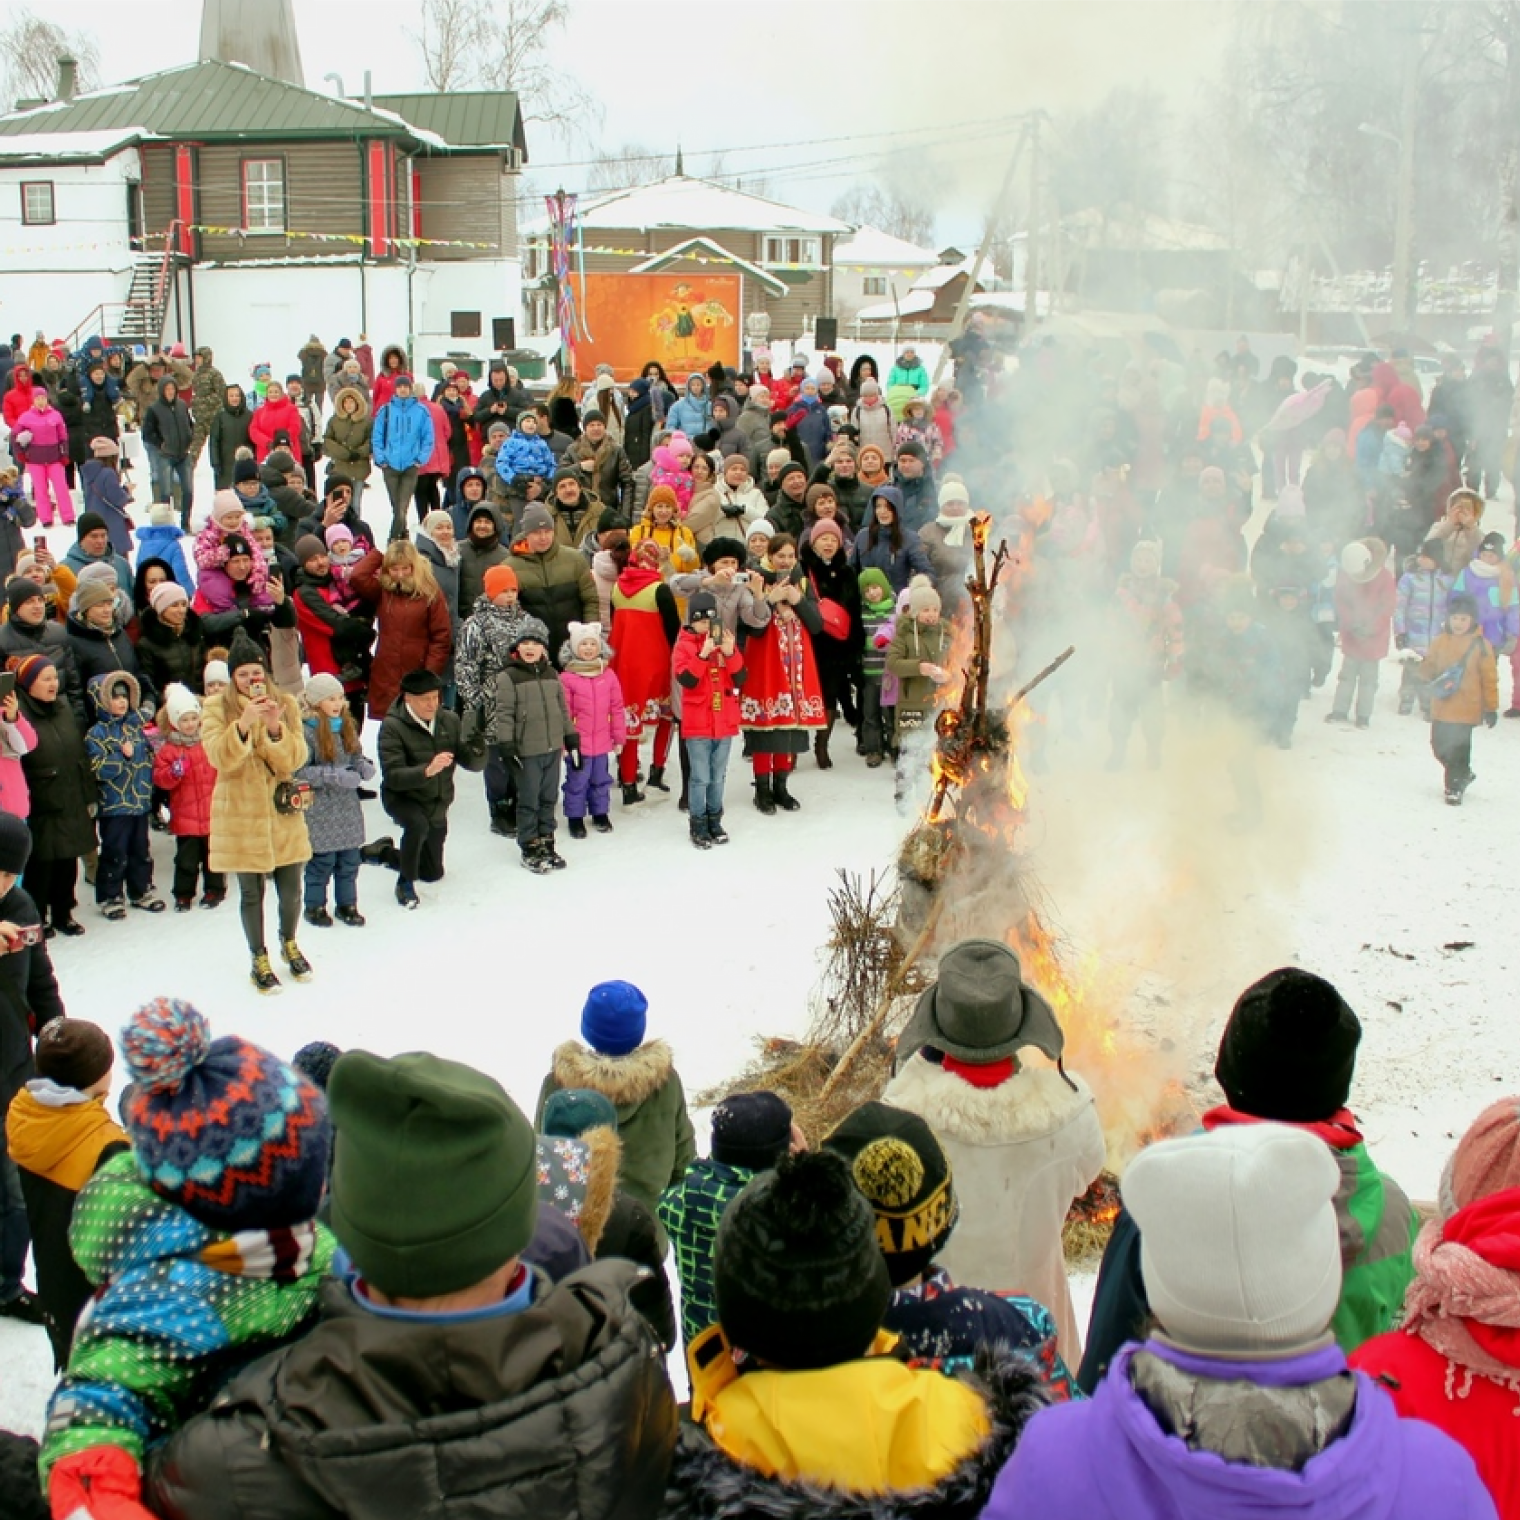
left=933, top=118, right=1029, bottom=388
left=1494, top=14, right=1520, bottom=361
left=1392, top=36, right=1418, bottom=332
left=1024, top=112, right=1041, bottom=326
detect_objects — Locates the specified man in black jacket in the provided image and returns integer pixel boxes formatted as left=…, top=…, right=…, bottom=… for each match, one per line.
left=374, top=669, right=483, bottom=908
left=142, top=377, right=195, bottom=529
left=145, top=1048, right=677, bottom=1520
left=0, top=812, right=66, bottom=1326
left=0, top=579, right=86, bottom=724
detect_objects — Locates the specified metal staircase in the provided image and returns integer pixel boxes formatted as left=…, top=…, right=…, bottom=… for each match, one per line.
left=62, top=222, right=185, bottom=352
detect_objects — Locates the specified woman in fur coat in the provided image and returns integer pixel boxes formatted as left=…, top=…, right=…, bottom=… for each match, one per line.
left=534, top=979, right=695, bottom=1248
left=883, top=939, right=1106, bottom=1361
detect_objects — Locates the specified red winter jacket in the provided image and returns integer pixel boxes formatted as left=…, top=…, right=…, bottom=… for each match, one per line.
left=248, top=396, right=305, bottom=464
left=153, top=738, right=215, bottom=836
left=1334, top=566, right=1398, bottom=661
left=673, top=627, right=745, bottom=739
left=421, top=399, right=452, bottom=477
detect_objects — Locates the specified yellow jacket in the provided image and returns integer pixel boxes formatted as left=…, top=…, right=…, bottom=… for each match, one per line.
left=687, top=1325, right=989, bottom=1496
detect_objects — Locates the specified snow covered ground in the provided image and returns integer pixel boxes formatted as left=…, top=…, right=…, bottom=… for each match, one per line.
left=2, top=459, right=1516, bottom=1436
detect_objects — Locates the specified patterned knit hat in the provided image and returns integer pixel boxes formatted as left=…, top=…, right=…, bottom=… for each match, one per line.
left=823, top=1101, right=959, bottom=1286
left=120, top=998, right=330, bottom=1230
left=714, top=1149, right=891, bottom=1369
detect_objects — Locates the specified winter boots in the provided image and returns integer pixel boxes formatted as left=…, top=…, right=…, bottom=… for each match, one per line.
left=753, top=775, right=776, bottom=815
left=621, top=782, right=645, bottom=806
left=360, top=836, right=400, bottom=869
left=250, top=953, right=281, bottom=994
left=646, top=765, right=670, bottom=792
left=773, top=772, right=801, bottom=811
left=521, top=839, right=568, bottom=874
left=489, top=802, right=516, bottom=837
left=281, top=940, right=313, bottom=982
left=568, top=817, right=588, bottom=840
left=335, top=905, right=365, bottom=927
left=591, top=815, right=613, bottom=833
left=304, top=905, right=334, bottom=928
left=690, top=816, right=712, bottom=851
left=395, top=878, right=420, bottom=909
left=814, top=722, right=834, bottom=770
left=707, top=812, right=729, bottom=845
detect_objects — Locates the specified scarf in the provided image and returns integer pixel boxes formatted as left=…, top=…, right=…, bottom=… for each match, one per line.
left=860, top=465, right=890, bottom=489
left=935, top=510, right=970, bottom=548
left=199, top=1220, right=320, bottom=1283
left=1201, top=1102, right=1364, bottom=1151
left=943, top=1054, right=1015, bottom=1088
left=567, top=657, right=605, bottom=675
left=1403, top=1186, right=1520, bottom=1399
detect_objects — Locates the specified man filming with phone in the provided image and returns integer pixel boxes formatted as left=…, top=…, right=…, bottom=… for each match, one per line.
left=0, top=810, right=66, bottom=1327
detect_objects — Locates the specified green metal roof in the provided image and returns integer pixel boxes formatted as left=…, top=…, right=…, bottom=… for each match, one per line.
left=369, top=92, right=526, bottom=157
left=0, top=60, right=432, bottom=143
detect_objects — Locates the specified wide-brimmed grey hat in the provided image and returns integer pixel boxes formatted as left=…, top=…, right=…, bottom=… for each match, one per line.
left=896, top=938, right=1065, bottom=1070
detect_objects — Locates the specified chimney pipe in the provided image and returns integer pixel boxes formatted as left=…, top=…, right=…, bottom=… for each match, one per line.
left=364, top=70, right=372, bottom=113
left=57, top=56, right=77, bottom=101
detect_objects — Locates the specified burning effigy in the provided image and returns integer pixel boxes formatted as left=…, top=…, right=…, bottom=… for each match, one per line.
left=704, top=512, right=1196, bottom=1260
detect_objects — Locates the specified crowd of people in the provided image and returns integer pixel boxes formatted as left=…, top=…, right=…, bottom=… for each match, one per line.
left=0, top=917, right=1515, bottom=1519
left=0, top=321, right=1515, bottom=964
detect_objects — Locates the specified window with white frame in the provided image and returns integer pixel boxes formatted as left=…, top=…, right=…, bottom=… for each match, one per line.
left=242, top=158, right=286, bottom=233
left=862, top=275, right=887, bottom=296
left=20, top=181, right=54, bottom=226
left=763, top=235, right=820, bottom=267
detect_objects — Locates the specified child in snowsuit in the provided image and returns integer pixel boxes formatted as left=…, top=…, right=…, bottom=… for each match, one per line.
left=885, top=575, right=954, bottom=798
left=558, top=621, right=625, bottom=840
left=1107, top=538, right=1183, bottom=770
left=857, top=567, right=895, bottom=766
left=5, top=1018, right=128, bottom=1370
left=151, top=683, right=224, bottom=910
left=39, top=998, right=333, bottom=1519
left=1327, top=537, right=1396, bottom=728
left=194, top=490, right=270, bottom=604
left=323, top=524, right=366, bottom=608
left=298, top=671, right=374, bottom=926
left=84, top=672, right=163, bottom=919
left=1394, top=540, right=1451, bottom=719
left=1450, top=531, right=1520, bottom=708
left=1259, top=584, right=1318, bottom=748
left=1417, top=591, right=1499, bottom=805
left=672, top=591, right=746, bottom=849
left=494, top=616, right=578, bottom=874
left=134, top=503, right=195, bottom=591
left=494, top=412, right=555, bottom=489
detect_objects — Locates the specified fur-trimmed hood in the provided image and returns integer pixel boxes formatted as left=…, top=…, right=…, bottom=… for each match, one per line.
left=884, top=1054, right=1095, bottom=1148
left=537, top=1123, right=622, bottom=1255
left=551, top=1039, right=675, bottom=1110
left=663, top=1341, right=1047, bottom=1520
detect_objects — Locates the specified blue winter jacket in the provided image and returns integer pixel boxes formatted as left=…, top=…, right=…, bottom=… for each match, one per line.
left=84, top=674, right=152, bottom=816
left=133, top=524, right=196, bottom=592
left=852, top=487, right=934, bottom=592
left=81, top=461, right=134, bottom=558
left=666, top=379, right=713, bottom=438
left=495, top=431, right=555, bottom=487
left=372, top=394, right=434, bottom=472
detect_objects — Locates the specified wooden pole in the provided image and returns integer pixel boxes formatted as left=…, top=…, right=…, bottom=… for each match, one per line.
left=1013, top=645, right=1076, bottom=705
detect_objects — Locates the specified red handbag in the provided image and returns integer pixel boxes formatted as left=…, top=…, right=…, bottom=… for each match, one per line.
left=810, top=573, right=851, bottom=640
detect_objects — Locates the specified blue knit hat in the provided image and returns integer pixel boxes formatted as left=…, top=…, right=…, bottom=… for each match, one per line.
left=121, top=998, right=330, bottom=1230
left=580, top=981, right=648, bottom=1057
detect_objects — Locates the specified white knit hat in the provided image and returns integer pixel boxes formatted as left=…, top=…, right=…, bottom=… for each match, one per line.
left=203, top=658, right=230, bottom=689
left=906, top=574, right=941, bottom=618
left=938, top=477, right=970, bottom=509
left=1123, top=1123, right=1343, bottom=1357
left=567, top=621, right=603, bottom=652
left=1340, top=541, right=1372, bottom=578
left=163, top=683, right=201, bottom=733
left=304, top=672, right=345, bottom=708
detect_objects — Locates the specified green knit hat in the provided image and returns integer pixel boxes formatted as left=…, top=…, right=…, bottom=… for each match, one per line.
left=328, top=1051, right=538, bottom=1297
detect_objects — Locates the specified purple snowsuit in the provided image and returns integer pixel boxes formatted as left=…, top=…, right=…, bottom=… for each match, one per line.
left=560, top=664, right=626, bottom=820
left=983, top=1339, right=1497, bottom=1520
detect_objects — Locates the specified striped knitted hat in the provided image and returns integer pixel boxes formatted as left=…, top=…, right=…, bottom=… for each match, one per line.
left=120, top=998, right=330, bottom=1230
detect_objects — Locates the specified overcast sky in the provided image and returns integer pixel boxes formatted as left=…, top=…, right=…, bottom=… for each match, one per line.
left=69, top=0, right=1230, bottom=243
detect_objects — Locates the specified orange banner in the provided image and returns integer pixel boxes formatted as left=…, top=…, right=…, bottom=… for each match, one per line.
left=574, top=273, right=741, bottom=381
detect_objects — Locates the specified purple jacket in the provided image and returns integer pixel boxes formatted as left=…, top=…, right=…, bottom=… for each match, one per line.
left=983, top=1340, right=1496, bottom=1520
left=559, top=666, right=627, bottom=758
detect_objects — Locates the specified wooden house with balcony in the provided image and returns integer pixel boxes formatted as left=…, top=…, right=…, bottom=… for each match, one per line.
left=0, top=57, right=527, bottom=373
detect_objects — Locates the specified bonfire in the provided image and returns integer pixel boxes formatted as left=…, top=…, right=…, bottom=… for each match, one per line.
left=703, top=512, right=1194, bottom=1259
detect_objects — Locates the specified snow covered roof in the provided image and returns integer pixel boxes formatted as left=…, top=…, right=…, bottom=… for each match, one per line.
left=832, top=225, right=939, bottom=268
left=910, top=259, right=982, bottom=291
left=629, top=237, right=787, bottom=296
left=856, top=289, right=937, bottom=322
left=0, top=128, right=146, bottom=162
left=522, top=175, right=850, bottom=237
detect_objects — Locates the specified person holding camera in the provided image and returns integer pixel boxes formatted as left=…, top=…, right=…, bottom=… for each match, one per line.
left=201, top=629, right=313, bottom=993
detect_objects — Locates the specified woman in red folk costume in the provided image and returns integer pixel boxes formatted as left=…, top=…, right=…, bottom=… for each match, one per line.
left=739, top=532, right=826, bottom=815
left=610, top=539, right=680, bottom=806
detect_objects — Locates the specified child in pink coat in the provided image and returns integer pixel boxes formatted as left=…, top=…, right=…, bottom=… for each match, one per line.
left=0, top=682, right=37, bottom=816
left=12, top=390, right=72, bottom=526
left=558, top=621, right=626, bottom=839
left=193, top=490, right=271, bottom=599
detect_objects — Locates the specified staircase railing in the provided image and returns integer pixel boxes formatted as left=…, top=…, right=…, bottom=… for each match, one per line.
left=61, top=221, right=188, bottom=354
